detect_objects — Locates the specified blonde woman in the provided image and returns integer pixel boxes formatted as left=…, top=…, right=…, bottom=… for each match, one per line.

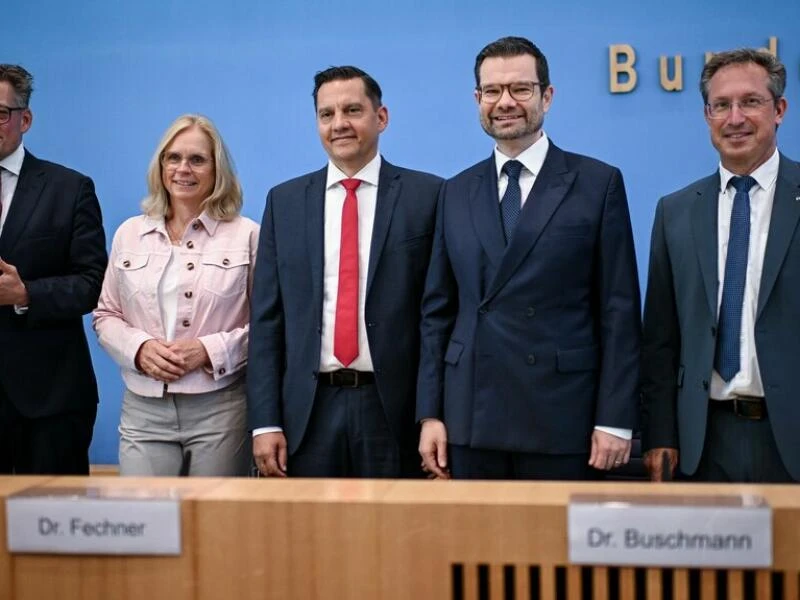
left=94, top=115, right=258, bottom=476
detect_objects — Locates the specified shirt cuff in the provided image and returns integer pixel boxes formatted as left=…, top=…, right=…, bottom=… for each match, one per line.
left=253, top=426, right=283, bottom=437
left=594, top=425, right=632, bottom=440
left=13, top=304, right=29, bottom=315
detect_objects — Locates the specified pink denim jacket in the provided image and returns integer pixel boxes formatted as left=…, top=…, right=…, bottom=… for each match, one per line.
left=93, top=212, right=259, bottom=397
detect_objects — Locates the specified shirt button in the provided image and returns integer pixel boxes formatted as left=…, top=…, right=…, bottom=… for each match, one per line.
left=192, top=223, right=200, bottom=230
left=527, top=354, right=536, bottom=365
left=479, top=308, right=488, bottom=315
left=222, top=258, right=230, bottom=266
left=527, top=306, right=536, bottom=317
left=182, top=319, right=191, bottom=327
left=218, top=368, right=226, bottom=375
left=187, top=262, right=195, bottom=270
left=122, top=260, right=131, bottom=267
left=184, top=291, right=193, bottom=299
left=186, top=240, right=194, bottom=249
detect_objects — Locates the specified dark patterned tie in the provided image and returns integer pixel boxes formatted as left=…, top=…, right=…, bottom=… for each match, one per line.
left=714, top=175, right=756, bottom=382
left=500, top=160, right=523, bottom=243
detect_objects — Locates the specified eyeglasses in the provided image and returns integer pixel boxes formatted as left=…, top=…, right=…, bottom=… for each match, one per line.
left=0, top=104, right=26, bottom=125
left=161, top=151, right=213, bottom=170
left=477, top=81, right=544, bottom=103
left=705, top=96, right=775, bottom=119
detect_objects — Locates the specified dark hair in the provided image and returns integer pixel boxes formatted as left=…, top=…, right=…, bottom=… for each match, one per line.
left=312, top=66, right=382, bottom=110
left=474, top=36, right=550, bottom=89
left=0, top=64, right=34, bottom=107
left=700, top=48, right=786, bottom=103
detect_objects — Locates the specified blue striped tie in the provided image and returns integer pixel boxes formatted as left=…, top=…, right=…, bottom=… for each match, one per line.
left=501, top=160, right=523, bottom=243
left=714, top=175, right=756, bottom=382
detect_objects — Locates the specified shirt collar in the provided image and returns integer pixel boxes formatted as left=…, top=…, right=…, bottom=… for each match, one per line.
left=326, top=153, right=382, bottom=190
left=140, top=210, right=218, bottom=238
left=718, top=147, right=780, bottom=193
left=494, top=132, right=549, bottom=179
left=0, top=142, right=25, bottom=176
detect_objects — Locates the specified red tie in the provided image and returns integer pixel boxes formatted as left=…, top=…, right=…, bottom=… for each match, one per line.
left=334, top=178, right=361, bottom=367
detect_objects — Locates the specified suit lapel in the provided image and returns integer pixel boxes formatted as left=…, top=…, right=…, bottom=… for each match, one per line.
left=691, top=174, right=720, bottom=319
left=757, top=155, right=800, bottom=320
left=366, top=159, right=401, bottom=296
left=468, top=157, right=505, bottom=269
left=0, top=151, right=46, bottom=254
left=305, top=167, right=327, bottom=316
left=484, top=143, right=575, bottom=303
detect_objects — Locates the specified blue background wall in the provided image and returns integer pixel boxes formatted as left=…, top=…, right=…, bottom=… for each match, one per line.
left=4, top=0, right=799, bottom=463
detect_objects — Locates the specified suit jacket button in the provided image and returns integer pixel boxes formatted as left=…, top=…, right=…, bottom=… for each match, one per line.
left=192, top=223, right=200, bottom=230
left=218, top=368, right=226, bottom=376
left=367, top=322, right=375, bottom=328
left=222, top=258, right=230, bottom=266
left=185, top=291, right=193, bottom=299
left=122, top=260, right=131, bottom=267
left=702, top=380, right=709, bottom=390
left=479, top=308, right=487, bottom=315
left=182, top=319, right=191, bottom=327
left=527, top=354, right=536, bottom=365
left=527, top=306, right=536, bottom=317
left=186, top=240, right=194, bottom=249
left=187, top=262, right=195, bottom=271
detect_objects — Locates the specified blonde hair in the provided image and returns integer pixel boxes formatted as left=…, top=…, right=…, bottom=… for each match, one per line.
left=142, top=114, right=243, bottom=221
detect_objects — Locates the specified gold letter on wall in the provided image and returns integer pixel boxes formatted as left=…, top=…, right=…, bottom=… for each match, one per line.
left=659, top=55, right=683, bottom=91
left=609, top=44, right=637, bottom=93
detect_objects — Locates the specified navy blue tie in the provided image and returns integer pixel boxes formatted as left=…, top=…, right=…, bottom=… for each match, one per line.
left=714, top=175, right=756, bottom=382
left=501, top=160, right=523, bottom=243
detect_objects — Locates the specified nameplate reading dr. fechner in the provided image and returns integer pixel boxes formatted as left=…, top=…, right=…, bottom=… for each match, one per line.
left=6, top=486, right=181, bottom=555
left=568, top=494, right=771, bottom=568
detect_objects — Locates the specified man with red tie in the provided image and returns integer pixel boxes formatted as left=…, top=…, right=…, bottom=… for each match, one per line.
left=248, top=66, right=442, bottom=477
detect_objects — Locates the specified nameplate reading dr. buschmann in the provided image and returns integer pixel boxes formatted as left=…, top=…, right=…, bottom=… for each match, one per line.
left=568, top=494, right=771, bottom=568
left=6, top=487, right=181, bottom=555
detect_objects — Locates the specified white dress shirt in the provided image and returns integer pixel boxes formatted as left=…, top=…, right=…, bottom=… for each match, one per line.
left=494, top=133, right=630, bottom=441
left=710, top=148, right=779, bottom=400
left=0, top=142, right=25, bottom=235
left=253, top=154, right=381, bottom=437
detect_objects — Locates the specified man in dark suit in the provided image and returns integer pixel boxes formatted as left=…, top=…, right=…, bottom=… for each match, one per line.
left=0, top=64, right=107, bottom=474
left=642, top=49, right=799, bottom=483
left=417, top=37, right=641, bottom=480
left=248, top=66, right=442, bottom=477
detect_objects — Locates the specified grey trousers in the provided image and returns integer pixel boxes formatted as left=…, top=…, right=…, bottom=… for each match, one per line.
left=119, top=379, right=250, bottom=477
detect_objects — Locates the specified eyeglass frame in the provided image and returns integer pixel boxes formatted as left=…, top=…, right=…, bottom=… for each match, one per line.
left=704, top=96, right=777, bottom=120
left=0, top=104, right=28, bottom=125
left=160, top=151, right=215, bottom=171
left=476, top=81, right=545, bottom=103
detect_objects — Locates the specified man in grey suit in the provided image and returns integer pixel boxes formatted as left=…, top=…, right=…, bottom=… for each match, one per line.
left=642, top=49, right=799, bottom=482
left=248, top=66, right=441, bottom=478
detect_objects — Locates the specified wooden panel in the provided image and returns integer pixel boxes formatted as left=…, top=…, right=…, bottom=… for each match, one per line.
left=515, top=564, right=530, bottom=600
left=619, top=567, right=635, bottom=599
left=673, top=568, right=690, bottom=600
left=700, top=569, right=716, bottom=600
left=464, top=564, right=478, bottom=600
left=12, top=478, right=222, bottom=600
left=727, top=570, right=744, bottom=600
left=489, top=563, right=504, bottom=600
left=785, top=570, right=799, bottom=600
left=755, top=570, right=771, bottom=600
left=645, top=568, right=662, bottom=600
left=592, top=566, right=609, bottom=600
left=566, top=565, right=582, bottom=600
left=539, top=564, right=556, bottom=600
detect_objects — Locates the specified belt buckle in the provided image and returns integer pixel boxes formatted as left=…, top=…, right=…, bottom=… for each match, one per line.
left=733, top=397, right=763, bottom=420
left=340, top=369, right=359, bottom=388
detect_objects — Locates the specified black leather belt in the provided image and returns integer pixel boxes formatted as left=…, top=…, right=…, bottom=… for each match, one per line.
left=713, top=396, right=766, bottom=420
left=319, top=369, right=375, bottom=387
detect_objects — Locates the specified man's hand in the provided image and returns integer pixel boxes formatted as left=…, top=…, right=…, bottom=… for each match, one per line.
left=644, top=447, right=679, bottom=481
left=0, top=258, right=29, bottom=306
left=134, top=339, right=186, bottom=382
left=589, top=429, right=632, bottom=471
left=164, top=339, right=210, bottom=373
left=419, top=419, right=450, bottom=479
left=253, top=432, right=287, bottom=477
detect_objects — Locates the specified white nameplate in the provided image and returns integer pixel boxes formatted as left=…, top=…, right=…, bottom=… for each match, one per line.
left=568, top=494, right=771, bottom=568
left=6, top=487, right=181, bottom=555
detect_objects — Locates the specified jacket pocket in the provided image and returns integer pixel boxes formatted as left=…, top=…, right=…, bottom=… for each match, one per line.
left=114, top=253, right=150, bottom=299
left=201, top=251, right=250, bottom=298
